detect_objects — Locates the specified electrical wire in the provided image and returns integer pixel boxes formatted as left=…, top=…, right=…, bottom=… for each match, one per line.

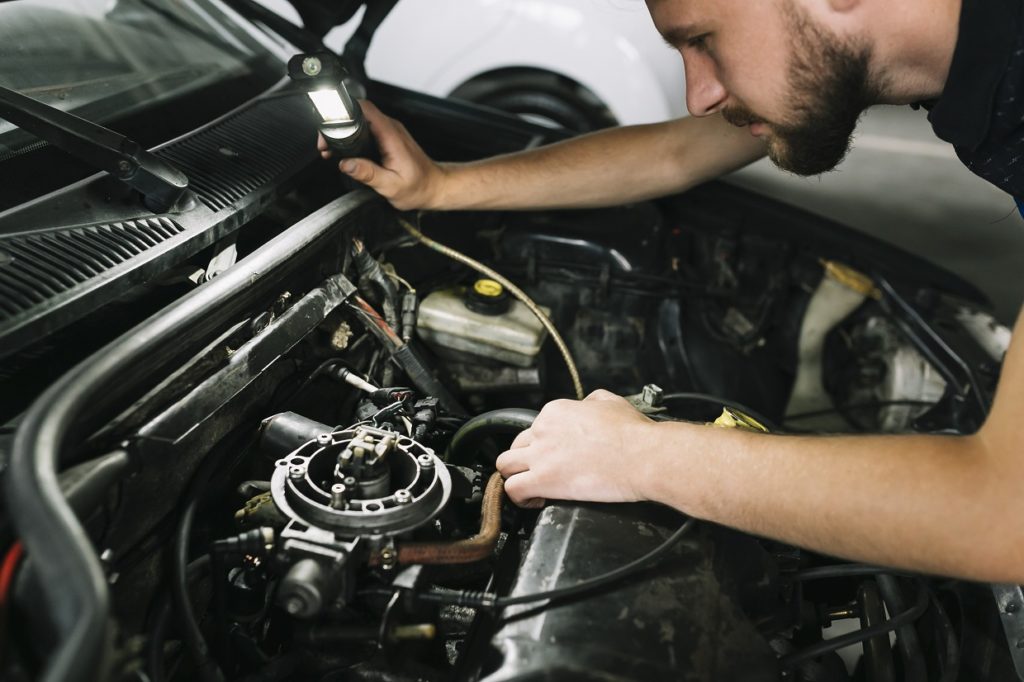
left=148, top=554, right=211, bottom=682
left=661, top=392, right=777, bottom=432
left=0, top=542, right=23, bottom=608
left=0, top=541, right=24, bottom=666
left=794, top=563, right=902, bottom=582
left=784, top=400, right=937, bottom=422
left=397, top=216, right=585, bottom=400
left=931, top=593, right=960, bottom=682
left=415, top=517, right=697, bottom=610
left=779, top=579, right=930, bottom=669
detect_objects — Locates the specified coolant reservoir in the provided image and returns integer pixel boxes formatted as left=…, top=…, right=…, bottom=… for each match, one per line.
left=416, top=279, right=548, bottom=367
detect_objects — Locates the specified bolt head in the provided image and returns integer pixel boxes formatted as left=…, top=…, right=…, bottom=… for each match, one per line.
left=301, top=56, right=322, bottom=76
left=289, top=464, right=305, bottom=479
left=317, top=433, right=332, bottom=445
left=417, top=454, right=434, bottom=468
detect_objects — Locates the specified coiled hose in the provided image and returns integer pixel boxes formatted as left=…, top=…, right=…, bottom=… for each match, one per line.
left=397, top=216, right=585, bottom=400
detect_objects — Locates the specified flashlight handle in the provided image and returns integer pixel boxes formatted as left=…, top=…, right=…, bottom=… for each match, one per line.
left=324, top=118, right=375, bottom=160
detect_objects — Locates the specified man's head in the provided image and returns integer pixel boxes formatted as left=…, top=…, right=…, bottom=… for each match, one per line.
left=648, top=0, right=890, bottom=176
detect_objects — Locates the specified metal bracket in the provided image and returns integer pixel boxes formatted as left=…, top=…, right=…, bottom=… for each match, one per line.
left=992, top=584, right=1024, bottom=680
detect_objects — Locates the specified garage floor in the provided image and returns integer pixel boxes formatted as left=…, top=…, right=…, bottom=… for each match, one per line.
left=728, top=105, right=1024, bottom=327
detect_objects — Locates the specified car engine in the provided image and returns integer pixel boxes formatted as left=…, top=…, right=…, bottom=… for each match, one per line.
left=0, top=3, right=1018, bottom=680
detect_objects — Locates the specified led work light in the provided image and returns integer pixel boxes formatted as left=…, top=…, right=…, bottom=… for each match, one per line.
left=287, top=52, right=373, bottom=158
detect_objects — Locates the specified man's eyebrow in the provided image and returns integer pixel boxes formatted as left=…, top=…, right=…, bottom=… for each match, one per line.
left=661, top=24, right=707, bottom=47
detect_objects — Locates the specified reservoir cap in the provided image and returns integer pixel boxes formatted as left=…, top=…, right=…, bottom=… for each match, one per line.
left=465, top=278, right=511, bottom=316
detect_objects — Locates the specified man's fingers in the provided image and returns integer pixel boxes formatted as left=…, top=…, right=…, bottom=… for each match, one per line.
left=503, top=471, right=546, bottom=508
left=585, top=389, right=620, bottom=402
left=509, top=428, right=532, bottom=449
left=496, top=449, right=531, bottom=477
left=339, top=158, right=394, bottom=191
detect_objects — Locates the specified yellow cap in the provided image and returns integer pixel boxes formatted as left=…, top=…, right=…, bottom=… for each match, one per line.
left=473, top=279, right=505, bottom=298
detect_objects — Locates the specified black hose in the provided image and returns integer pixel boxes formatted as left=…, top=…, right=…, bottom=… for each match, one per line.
left=795, top=563, right=901, bottom=582
left=858, top=581, right=896, bottom=682
left=417, top=517, right=697, bottom=610
left=446, top=409, right=538, bottom=465
left=780, top=580, right=930, bottom=669
left=172, top=454, right=233, bottom=682
left=931, top=593, right=960, bottom=682
left=496, top=516, right=697, bottom=607
left=9, top=451, right=132, bottom=606
left=877, top=574, right=927, bottom=682
left=60, top=450, right=132, bottom=518
left=4, top=191, right=380, bottom=682
left=149, top=555, right=211, bottom=682
left=660, top=392, right=777, bottom=432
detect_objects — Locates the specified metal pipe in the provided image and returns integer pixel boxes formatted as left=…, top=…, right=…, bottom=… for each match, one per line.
left=4, top=191, right=378, bottom=682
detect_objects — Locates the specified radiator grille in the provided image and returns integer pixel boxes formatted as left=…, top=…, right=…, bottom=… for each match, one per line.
left=0, top=217, right=184, bottom=321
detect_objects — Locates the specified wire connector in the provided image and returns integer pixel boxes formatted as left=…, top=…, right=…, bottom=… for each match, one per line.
left=211, top=527, right=274, bottom=556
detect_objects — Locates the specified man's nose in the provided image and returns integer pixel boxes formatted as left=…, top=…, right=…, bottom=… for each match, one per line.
left=684, top=55, right=728, bottom=117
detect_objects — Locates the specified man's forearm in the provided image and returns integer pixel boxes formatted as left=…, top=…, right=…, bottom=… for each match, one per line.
left=433, top=114, right=766, bottom=211
left=638, top=421, right=1022, bottom=582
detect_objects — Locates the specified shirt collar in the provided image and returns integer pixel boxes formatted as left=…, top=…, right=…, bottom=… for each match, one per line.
left=928, top=0, right=1022, bottom=151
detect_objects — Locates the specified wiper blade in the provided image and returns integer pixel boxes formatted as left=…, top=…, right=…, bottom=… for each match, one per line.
left=0, top=84, right=193, bottom=213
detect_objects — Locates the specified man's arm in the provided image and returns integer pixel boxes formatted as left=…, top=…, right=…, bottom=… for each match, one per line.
left=496, top=307, right=1024, bottom=583
left=322, top=101, right=766, bottom=211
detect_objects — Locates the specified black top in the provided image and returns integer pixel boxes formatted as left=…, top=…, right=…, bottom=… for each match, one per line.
left=927, top=0, right=1024, bottom=199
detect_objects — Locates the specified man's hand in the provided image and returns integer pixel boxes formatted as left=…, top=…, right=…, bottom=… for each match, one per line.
left=495, top=390, right=656, bottom=508
left=317, top=100, right=447, bottom=211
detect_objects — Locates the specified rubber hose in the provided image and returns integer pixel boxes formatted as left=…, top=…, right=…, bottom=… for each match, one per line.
left=369, top=473, right=504, bottom=566
left=148, top=555, right=211, bottom=682
left=876, top=574, right=927, bottom=682
left=446, top=409, right=537, bottom=465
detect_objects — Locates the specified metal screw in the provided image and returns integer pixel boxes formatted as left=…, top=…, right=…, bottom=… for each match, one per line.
left=301, top=56, right=322, bottom=76
left=417, top=454, right=434, bottom=469
left=116, top=159, right=133, bottom=176
left=289, top=464, right=305, bottom=480
left=395, top=490, right=412, bottom=505
left=379, top=546, right=397, bottom=569
left=317, top=433, right=332, bottom=446
left=1008, top=602, right=1021, bottom=615
left=330, top=484, right=348, bottom=509
left=343, top=476, right=357, bottom=488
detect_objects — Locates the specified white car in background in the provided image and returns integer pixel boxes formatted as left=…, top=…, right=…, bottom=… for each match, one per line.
left=261, top=0, right=1022, bottom=323
left=266, top=0, right=686, bottom=130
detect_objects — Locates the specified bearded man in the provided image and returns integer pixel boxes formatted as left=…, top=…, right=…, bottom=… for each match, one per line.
left=322, top=0, right=1024, bottom=583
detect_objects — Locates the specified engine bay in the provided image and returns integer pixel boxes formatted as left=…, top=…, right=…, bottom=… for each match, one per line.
left=0, top=63, right=1017, bottom=682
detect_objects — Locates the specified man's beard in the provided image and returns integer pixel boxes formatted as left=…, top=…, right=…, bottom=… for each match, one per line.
left=723, top=3, right=879, bottom=176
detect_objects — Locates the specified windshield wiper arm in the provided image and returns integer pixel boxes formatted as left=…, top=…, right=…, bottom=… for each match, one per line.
left=0, top=84, right=193, bottom=213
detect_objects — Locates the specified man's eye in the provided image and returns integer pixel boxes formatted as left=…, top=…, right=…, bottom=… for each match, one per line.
left=687, top=34, right=710, bottom=51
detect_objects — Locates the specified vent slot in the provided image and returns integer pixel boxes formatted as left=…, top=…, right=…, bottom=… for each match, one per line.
left=0, top=218, right=185, bottom=322
left=156, top=96, right=315, bottom=212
